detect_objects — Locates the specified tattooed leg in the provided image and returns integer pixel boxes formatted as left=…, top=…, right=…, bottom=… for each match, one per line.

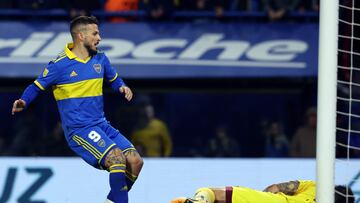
left=104, top=147, right=128, bottom=202
left=104, top=147, right=126, bottom=168
left=124, top=149, right=143, bottom=190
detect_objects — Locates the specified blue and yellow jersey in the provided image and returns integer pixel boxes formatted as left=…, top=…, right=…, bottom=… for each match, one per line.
left=34, top=43, right=124, bottom=129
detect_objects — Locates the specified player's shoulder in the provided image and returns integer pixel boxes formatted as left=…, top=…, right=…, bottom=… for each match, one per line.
left=50, top=51, right=68, bottom=64
left=97, top=49, right=105, bottom=55
left=92, top=51, right=110, bottom=64
left=45, top=52, right=69, bottom=71
left=95, top=50, right=107, bottom=59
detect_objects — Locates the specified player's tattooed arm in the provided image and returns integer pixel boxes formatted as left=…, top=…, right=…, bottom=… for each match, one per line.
left=264, top=180, right=300, bottom=195
left=276, top=180, right=300, bottom=195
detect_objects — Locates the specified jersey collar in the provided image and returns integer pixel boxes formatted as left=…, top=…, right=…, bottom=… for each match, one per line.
left=65, top=43, right=92, bottom=63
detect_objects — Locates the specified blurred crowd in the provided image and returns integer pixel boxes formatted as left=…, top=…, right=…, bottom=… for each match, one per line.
left=0, top=90, right=328, bottom=158
left=2, top=88, right=359, bottom=158
left=0, top=0, right=320, bottom=22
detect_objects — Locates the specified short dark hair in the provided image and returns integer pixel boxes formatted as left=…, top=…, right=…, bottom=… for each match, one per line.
left=70, top=16, right=98, bottom=39
left=335, top=185, right=355, bottom=203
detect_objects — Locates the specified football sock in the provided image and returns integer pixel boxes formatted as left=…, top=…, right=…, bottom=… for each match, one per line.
left=225, top=187, right=233, bottom=203
left=104, top=199, right=114, bottom=203
left=125, top=171, right=138, bottom=191
left=109, top=164, right=128, bottom=203
left=107, top=172, right=137, bottom=200
left=193, top=188, right=215, bottom=203
left=107, top=191, right=114, bottom=202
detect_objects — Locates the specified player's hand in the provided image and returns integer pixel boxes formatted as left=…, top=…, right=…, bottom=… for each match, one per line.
left=12, top=99, right=26, bottom=115
left=120, top=86, right=133, bottom=101
left=263, top=184, right=280, bottom=193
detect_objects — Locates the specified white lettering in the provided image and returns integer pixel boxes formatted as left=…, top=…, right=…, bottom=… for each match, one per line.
left=246, top=40, right=308, bottom=61
left=99, top=39, right=134, bottom=57
left=0, top=39, right=22, bottom=51
left=179, top=34, right=250, bottom=60
left=10, top=32, right=54, bottom=57
left=133, top=39, right=187, bottom=59
left=88, top=131, right=101, bottom=142
left=37, top=32, right=70, bottom=57
left=0, top=32, right=309, bottom=69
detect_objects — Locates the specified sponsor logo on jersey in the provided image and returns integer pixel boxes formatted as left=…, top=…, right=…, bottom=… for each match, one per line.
left=70, top=70, right=77, bottom=77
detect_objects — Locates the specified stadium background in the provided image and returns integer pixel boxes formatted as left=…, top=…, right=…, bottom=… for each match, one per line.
left=1, top=0, right=357, bottom=203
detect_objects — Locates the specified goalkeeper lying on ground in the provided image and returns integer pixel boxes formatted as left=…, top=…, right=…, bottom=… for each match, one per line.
left=171, top=180, right=354, bottom=203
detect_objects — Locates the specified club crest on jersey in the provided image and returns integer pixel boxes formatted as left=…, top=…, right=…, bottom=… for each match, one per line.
left=97, top=139, right=106, bottom=147
left=93, top=64, right=102, bottom=73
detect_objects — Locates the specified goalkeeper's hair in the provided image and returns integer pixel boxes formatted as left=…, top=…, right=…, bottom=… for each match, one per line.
left=70, top=16, right=98, bottom=39
left=335, top=185, right=355, bottom=203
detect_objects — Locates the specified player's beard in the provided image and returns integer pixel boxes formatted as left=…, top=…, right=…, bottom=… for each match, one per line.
left=84, top=42, right=97, bottom=56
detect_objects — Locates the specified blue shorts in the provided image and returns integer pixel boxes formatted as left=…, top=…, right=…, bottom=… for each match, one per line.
left=66, top=121, right=135, bottom=170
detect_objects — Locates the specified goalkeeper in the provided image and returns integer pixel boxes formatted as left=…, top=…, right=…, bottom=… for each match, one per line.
left=171, top=180, right=354, bottom=203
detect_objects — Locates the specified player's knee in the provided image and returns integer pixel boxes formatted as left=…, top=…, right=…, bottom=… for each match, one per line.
left=134, top=156, right=144, bottom=171
left=132, top=154, right=144, bottom=170
left=104, top=147, right=126, bottom=169
left=125, top=150, right=144, bottom=171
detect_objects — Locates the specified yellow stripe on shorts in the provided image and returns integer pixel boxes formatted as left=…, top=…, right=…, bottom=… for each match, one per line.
left=72, top=135, right=102, bottom=159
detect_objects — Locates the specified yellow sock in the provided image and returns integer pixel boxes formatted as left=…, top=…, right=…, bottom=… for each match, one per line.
left=193, top=187, right=215, bottom=203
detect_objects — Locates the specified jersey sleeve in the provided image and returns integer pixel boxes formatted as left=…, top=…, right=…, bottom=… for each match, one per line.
left=103, top=54, right=126, bottom=91
left=20, top=83, right=41, bottom=107
left=34, top=62, right=60, bottom=91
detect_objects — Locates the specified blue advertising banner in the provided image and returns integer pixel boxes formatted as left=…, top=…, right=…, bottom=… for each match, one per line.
left=0, top=22, right=318, bottom=78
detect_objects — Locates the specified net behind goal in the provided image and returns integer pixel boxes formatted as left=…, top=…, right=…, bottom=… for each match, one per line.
left=335, top=0, right=360, bottom=202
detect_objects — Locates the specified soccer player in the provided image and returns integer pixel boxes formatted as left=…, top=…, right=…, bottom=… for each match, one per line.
left=11, top=16, right=143, bottom=203
left=171, top=180, right=355, bottom=203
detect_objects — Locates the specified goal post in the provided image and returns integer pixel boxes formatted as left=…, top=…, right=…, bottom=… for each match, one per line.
left=316, top=0, right=339, bottom=202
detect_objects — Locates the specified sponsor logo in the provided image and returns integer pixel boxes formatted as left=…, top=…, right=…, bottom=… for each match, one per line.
left=0, top=32, right=308, bottom=69
left=69, top=70, right=77, bottom=77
